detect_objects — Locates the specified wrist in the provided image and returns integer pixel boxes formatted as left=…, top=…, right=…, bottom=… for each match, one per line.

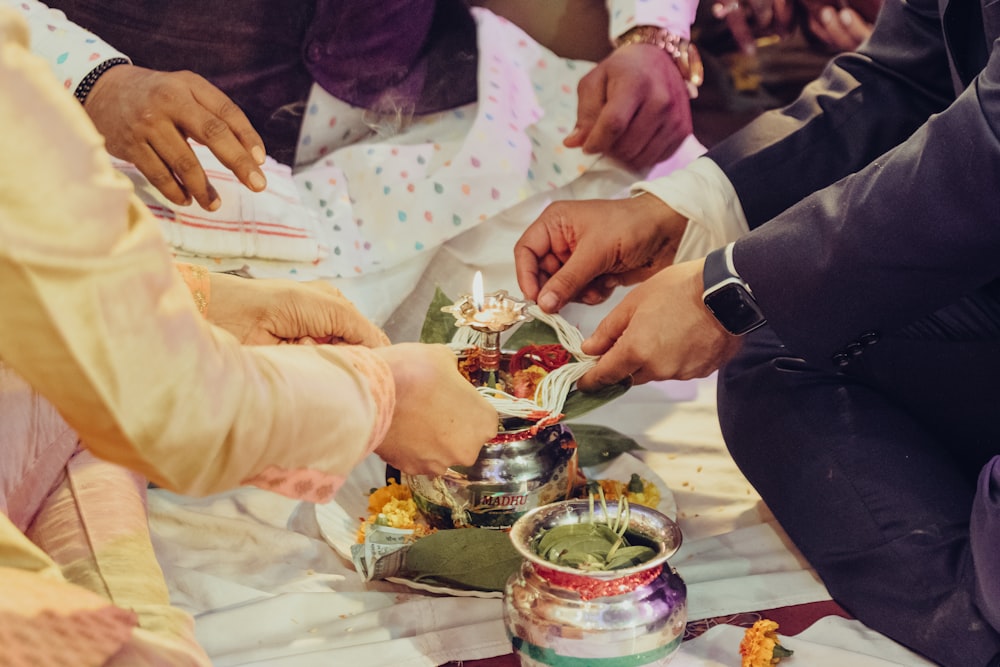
left=614, top=26, right=703, bottom=98
left=75, top=57, right=130, bottom=106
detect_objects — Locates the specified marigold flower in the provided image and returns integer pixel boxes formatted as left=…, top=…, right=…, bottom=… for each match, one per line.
left=739, top=619, right=794, bottom=667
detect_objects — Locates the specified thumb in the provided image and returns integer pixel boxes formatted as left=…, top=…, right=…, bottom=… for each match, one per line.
left=536, top=249, right=610, bottom=313
left=564, top=71, right=605, bottom=150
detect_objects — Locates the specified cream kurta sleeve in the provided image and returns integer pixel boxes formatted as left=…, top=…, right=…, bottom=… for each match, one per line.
left=0, top=12, right=393, bottom=502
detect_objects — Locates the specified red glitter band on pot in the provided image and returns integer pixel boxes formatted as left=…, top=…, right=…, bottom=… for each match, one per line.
left=534, top=564, right=664, bottom=600
left=489, top=414, right=564, bottom=444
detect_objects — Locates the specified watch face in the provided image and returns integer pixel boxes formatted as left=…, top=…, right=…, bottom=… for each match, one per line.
left=704, top=283, right=766, bottom=335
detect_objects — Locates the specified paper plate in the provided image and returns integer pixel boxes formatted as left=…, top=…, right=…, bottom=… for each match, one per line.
left=315, top=451, right=676, bottom=598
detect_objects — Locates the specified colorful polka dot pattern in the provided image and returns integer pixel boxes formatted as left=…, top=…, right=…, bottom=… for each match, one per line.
left=287, top=8, right=605, bottom=279
left=15, top=0, right=128, bottom=94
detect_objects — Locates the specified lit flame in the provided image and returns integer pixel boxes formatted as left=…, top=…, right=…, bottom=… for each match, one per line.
left=472, top=271, right=484, bottom=311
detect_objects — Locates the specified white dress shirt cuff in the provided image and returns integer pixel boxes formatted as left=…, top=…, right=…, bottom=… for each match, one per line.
left=631, top=156, right=749, bottom=263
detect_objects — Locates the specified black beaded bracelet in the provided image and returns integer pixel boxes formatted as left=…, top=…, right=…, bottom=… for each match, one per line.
left=73, top=57, right=130, bottom=105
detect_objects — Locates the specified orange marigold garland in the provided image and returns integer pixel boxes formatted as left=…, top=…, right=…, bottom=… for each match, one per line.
left=739, top=619, right=794, bottom=666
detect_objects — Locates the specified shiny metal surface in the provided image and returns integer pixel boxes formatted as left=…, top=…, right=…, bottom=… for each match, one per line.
left=503, top=500, right=687, bottom=666
left=404, top=423, right=578, bottom=530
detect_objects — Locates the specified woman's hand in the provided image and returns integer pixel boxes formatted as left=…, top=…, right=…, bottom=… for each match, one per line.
left=206, top=274, right=389, bottom=347
left=372, top=343, right=498, bottom=476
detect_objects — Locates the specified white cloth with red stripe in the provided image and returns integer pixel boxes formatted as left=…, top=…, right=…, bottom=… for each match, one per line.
left=112, top=146, right=327, bottom=264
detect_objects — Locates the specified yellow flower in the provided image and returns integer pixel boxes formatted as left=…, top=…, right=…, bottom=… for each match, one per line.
left=740, top=619, right=794, bottom=667
left=584, top=476, right=662, bottom=509
left=356, top=480, right=435, bottom=543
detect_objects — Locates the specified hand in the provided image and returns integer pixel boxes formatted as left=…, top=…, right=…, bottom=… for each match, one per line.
left=563, top=44, right=692, bottom=170
left=804, top=5, right=873, bottom=51
left=372, top=343, right=498, bottom=476
left=712, top=0, right=797, bottom=54
left=84, top=64, right=267, bottom=211
left=206, top=274, right=389, bottom=347
left=514, top=194, right=688, bottom=313
left=577, top=259, right=744, bottom=390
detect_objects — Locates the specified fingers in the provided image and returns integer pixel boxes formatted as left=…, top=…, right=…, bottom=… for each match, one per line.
left=580, top=73, right=642, bottom=158
left=84, top=66, right=266, bottom=211
left=564, top=67, right=608, bottom=150
left=809, top=7, right=871, bottom=51
left=187, top=78, right=268, bottom=189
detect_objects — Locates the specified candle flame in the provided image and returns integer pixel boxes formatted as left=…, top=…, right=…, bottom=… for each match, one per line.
left=472, top=271, right=484, bottom=310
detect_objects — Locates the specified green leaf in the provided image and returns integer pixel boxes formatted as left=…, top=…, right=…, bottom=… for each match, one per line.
left=560, top=379, right=631, bottom=422
left=503, top=318, right=561, bottom=349
left=569, top=423, right=643, bottom=468
left=773, top=645, right=794, bottom=658
left=420, top=287, right=460, bottom=345
left=402, top=528, right=521, bottom=592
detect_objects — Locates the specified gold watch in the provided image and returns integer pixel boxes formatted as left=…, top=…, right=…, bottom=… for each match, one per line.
left=614, top=26, right=704, bottom=98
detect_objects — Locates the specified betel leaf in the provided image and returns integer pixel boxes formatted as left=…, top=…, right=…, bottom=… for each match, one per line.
left=570, top=423, right=643, bottom=468
left=420, top=287, right=460, bottom=345
left=419, top=286, right=631, bottom=423
left=503, top=317, right=561, bottom=348
left=401, top=528, right=522, bottom=592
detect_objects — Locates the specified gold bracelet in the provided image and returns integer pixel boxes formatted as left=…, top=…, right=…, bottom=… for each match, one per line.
left=614, top=26, right=704, bottom=98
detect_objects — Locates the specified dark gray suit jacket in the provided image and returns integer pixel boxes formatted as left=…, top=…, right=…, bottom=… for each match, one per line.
left=705, top=0, right=1000, bottom=368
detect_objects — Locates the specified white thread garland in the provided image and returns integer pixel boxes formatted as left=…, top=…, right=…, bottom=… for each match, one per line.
left=450, top=305, right=597, bottom=420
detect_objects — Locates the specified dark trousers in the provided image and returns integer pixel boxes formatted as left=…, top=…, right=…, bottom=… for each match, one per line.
left=718, top=289, right=1000, bottom=666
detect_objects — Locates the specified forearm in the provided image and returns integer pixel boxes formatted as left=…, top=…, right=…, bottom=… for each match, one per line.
left=0, top=21, right=391, bottom=500
left=707, top=0, right=954, bottom=227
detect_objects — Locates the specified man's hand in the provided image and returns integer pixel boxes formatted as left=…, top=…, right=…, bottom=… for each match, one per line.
left=206, top=274, right=389, bottom=347
left=563, top=44, right=692, bottom=170
left=373, top=343, right=498, bottom=476
left=84, top=64, right=267, bottom=211
left=577, top=259, right=744, bottom=390
left=515, top=194, right=688, bottom=313
left=804, top=5, right=873, bottom=51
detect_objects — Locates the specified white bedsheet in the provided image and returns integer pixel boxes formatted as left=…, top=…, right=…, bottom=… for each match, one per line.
left=148, top=376, right=934, bottom=666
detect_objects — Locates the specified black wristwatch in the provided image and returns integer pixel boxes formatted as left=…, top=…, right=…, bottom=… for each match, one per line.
left=702, top=242, right=766, bottom=335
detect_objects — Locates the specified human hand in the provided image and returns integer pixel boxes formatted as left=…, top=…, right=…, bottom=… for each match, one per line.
left=372, top=343, right=498, bottom=476
left=712, top=0, right=797, bottom=54
left=84, top=64, right=267, bottom=211
left=803, top=5, right=873, bottom=51
left=563, top=44, right=692, bottom=170
left=206, top=274, right=389, bottom=347
left=577, top=259, right=744, bottom=391
left=514, top=194, right=688, bottom=313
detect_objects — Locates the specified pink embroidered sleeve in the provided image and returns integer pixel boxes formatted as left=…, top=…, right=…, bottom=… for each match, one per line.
left=174, top=263, right=211, bottom=316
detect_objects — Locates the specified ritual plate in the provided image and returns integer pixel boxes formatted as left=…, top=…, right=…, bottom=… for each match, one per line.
left=315, top=450, right=677, bottom=598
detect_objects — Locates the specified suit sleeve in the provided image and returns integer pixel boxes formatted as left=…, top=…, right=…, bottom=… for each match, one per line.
left=707, top=0, right=1000, bottom=367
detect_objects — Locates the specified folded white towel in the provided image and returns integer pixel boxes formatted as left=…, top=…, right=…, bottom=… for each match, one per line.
left=112, top=144, right=327, bottom=263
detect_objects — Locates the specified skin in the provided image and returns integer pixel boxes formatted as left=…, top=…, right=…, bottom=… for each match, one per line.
left=563, top=44, right=693, bottom=171
left=806, top=6, right=873, bottom=51
left=372, top=343, right=499, bottom=476
left=206, top=274, right=389, bottom=347
left=206, top=274, right=498, bottom=475
left=84, top=65, right=268, bottom=211
left=514, top=193, right=741, bottom=390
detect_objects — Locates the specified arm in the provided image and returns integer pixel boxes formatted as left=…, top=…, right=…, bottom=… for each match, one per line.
left=734, top=8, right=1000, bottom=365
left=707, top=0, right=954, bottom=226
left=561, top=0, right=701, bottom=169
left=3, top=0, right=268, bottom=211
left=0, top=19, right=494, bottom=499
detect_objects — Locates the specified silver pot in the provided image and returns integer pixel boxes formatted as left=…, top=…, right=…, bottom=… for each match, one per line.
left=503, top=500, right=687, bottom=666
left=402, top=422, right=578, bottom=530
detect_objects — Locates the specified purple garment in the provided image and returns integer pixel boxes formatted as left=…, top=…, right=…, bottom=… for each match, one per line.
left=973, top=456, right=1000, bottom=633
left=47, top=0, right=478, bottom=165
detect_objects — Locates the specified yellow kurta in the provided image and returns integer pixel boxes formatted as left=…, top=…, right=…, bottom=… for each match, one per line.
left=0, top=9, right=395, bottom=664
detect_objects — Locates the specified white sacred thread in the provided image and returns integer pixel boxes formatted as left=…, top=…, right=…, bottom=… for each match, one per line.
left=450, top=305, right=597, bottom=420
